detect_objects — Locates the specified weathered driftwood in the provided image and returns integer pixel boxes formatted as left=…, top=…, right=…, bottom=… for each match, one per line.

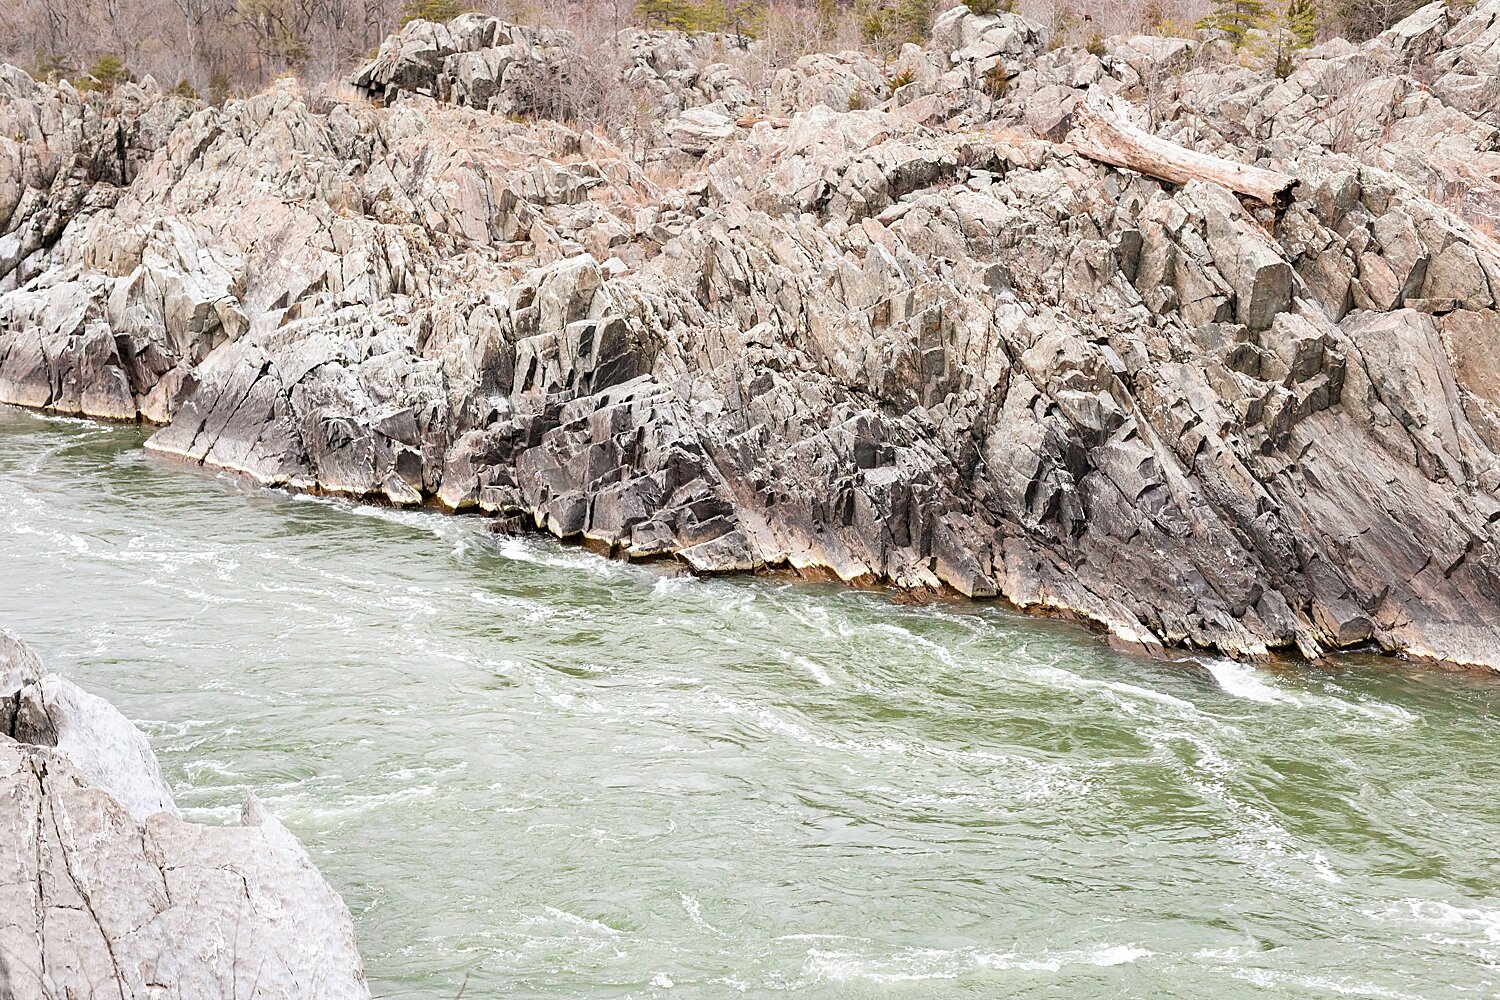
left=1069, top=96, right=1296, bottom=205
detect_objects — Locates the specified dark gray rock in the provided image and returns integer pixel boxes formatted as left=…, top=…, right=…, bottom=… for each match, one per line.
left=3, top=1, right=1500, bottom=669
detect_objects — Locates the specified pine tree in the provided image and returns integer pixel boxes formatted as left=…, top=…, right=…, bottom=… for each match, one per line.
left=723, top=0, right=766, bottom=40
left=895, top=0, right=933, bottom=40
left=399, top=0, right=466, bottom=25
left=858, top=0, right=933, bottom=48
left=637, top=0, right=694, bottom=29
left=75, top=55, right=133, bottom=94
left=1287, top=0, right=1319, bottom=45
left=1197, top=0, right=1269, bottom=46
left=1267, top=0, right=1317, bottom=76
left=32, top=52, right=74, bottom=83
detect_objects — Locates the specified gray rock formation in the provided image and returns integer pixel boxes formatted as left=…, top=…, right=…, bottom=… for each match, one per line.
left=2, top=3, right=1499, bottom=668
left=0, top=631, right=369, bottom=999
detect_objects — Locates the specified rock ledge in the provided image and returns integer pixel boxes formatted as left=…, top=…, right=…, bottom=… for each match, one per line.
left=0, top=630, right=370, bottom=1000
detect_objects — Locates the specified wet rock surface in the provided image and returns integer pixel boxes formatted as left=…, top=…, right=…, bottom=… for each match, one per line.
left=2, top=3, right=1499, bottom=668
left=0, top=631, right=369, bottom=999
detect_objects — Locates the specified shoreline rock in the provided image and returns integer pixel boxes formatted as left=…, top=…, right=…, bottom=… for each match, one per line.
left=1, top=3, right=1499, bottom=669
left=0, top=630, right=370, bottom=999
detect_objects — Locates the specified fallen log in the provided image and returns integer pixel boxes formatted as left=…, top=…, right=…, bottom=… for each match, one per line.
left=1068, top=96, right=1296, bottom=206
left=736, top=113, right=791, bottom=129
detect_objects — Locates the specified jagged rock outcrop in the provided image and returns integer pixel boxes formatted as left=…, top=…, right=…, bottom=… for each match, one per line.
left=2, top=3, right=1499, bottom=669
left=352, top=13, right=758, bottom=124
left=0, top=631, right=370, bottom=999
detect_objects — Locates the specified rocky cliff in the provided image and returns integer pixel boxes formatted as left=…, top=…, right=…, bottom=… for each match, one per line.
left=0, top=631, right=369, bottom=999
left=1, top=2, right=1498, bottom=667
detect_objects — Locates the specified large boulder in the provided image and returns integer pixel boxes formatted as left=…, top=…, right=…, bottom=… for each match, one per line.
left=0, top=631, right=370, bottom=1000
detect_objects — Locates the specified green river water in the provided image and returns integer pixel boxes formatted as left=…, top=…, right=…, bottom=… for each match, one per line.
left=3, top=405, right=1499, bottom=999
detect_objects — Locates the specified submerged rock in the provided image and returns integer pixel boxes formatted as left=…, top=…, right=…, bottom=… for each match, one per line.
left=0, top=630, right=370, bottom=999
left=1, top=3, right=1499, bottom=669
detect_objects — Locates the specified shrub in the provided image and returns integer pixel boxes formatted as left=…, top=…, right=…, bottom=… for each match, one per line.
left=962, top=0, right=1015, bottom=14
left=637, top=0, right=763, bottom=34
left=1085, top=31, right=1106, bottom=54
left=32, top=52, right=74, bottom=83
left=75, top=56, right=134, bottom=94
left=1047, top=6, right=1080, bottom=49
left=208, top=71, right=232, bottom=105
left=1197, top=0, right=1269, bottom=46
left=858, top=0, right=934, bottom=47
left=1154, top=16, right=1199, bottom=35
left=981, top=62, right=1010, bottom=96
left=399, top=0, right=466, bottom=25
left=1336, top=0, right=1419, bottom=39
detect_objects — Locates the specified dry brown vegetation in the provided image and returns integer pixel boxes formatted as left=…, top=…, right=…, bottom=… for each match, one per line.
left=0, top=0, right=1427, bottom=101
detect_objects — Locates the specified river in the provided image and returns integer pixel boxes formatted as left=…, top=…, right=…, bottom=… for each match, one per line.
left=3, top=405, right=1498, bottom=998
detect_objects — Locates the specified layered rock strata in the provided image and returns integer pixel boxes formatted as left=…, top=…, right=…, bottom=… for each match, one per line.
left=1, top=3, right=1498, bottom=667
left=0, top=631, right=370, bottom=999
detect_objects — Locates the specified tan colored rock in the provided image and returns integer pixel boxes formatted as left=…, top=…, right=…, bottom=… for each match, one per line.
left=2, top=0, right=1500, bottom=669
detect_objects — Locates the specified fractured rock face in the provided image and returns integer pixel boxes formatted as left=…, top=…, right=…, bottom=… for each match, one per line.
left=0, top=631, right=370, bottom=1000
left=0, top=631, right=177, bottom=820
left=2, top=3, right=1500, bottom=669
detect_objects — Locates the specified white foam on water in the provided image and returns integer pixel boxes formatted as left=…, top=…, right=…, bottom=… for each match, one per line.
left=652, top=575, right=696, bottom=595
left=1397, top=899, right=1500, bottom=939
left=1228, top=967, right=1425, bottom=999
left=1202, top=659, right=1416, bottom=724
left=703, top=692, right=848, bottom=753
left=494, top=535, right=621, bottom=576
left=1149, top=725, right=1343, bottom=888
left=1362, top=898, right=1500, bottom=961
left=850, top=616, right=1218, bottom=728
left=292, top=494, right=484, bottom=558
left=182, top=758, right=240, bottom=779
left=261, top=782, right=442, bottom=821
left=19, top=410, right=110, bottom=430
left=1203, top=659, right=1302, bottom=705
left=698, top=687, right=1087, bottom=803
left=532, top=906, right=623, bottom=937
left=679, top=894, right=725, bottom=937
left=806, top=943, right=1153, bottom=983
left=793, top=655, right=835, bottom=687
left=178, top=804, right=244, bottom=824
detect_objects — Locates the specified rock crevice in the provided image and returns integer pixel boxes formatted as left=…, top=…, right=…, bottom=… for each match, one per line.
left=0, top=630, right=370, bottom=1000
left=2, top=4, right=1499, bottom=667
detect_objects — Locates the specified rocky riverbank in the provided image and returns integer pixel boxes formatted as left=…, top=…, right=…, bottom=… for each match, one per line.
left=1, top=2, right=1498, bottom=668
left=0, top=630, right=369, bottom=999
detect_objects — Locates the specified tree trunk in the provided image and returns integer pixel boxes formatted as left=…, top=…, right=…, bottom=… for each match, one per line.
left=1068, top=95, right=1296, bottom=206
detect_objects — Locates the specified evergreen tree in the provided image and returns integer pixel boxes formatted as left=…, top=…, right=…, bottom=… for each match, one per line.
left=31, top=52, right=74, bottom=83
left=1268, top=0, right=1317, bottom=75
left=858, top=0, right=933, bottom=48
left=76, top=55, right=133, bottom=93
left=1197, top=0, right=1268, bottom=46
left=722, top=0, right=766, bottom=40
left=635, top=0, right=762, bottom=35
left=1287, top=0, right=1319, bottom=45
left=399, top=0, right=465, bottom=26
